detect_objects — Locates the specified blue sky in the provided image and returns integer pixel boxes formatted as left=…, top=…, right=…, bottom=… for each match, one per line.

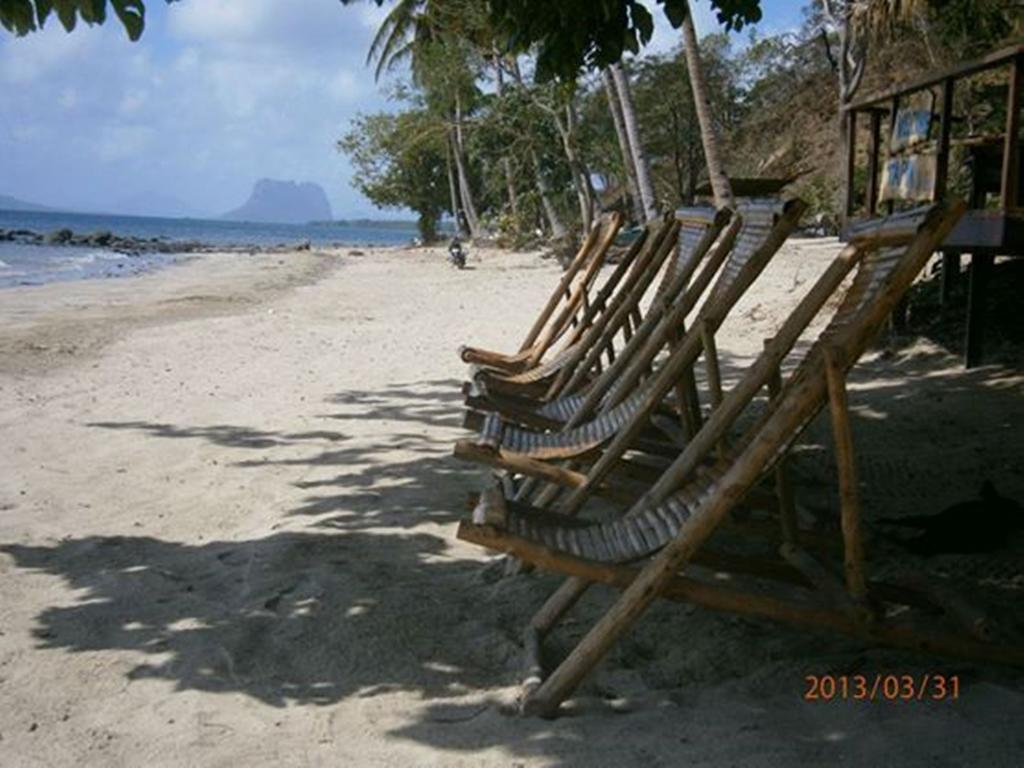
left=0, top=0, right=808, bottom=219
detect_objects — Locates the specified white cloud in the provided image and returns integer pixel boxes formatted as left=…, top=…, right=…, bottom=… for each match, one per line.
left=0, top=22, right=100, bottom=84
left=97, top=124, right=156, bottom=162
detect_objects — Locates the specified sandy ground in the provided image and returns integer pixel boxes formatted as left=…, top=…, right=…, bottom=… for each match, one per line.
left=0, top=241, right=1022, bottom=767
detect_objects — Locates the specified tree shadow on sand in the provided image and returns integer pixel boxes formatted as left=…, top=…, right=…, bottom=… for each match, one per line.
left=6, top=362, right=1024, bottom=763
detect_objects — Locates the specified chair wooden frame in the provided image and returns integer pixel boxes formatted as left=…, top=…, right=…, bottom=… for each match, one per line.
left=459, top=213, right=623, bottom=374
left=457, top=200, right=1024, bottom=718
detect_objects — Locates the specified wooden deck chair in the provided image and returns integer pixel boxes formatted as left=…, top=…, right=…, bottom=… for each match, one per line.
left=459, top=213, right=623, bottom=374
left=457, top=200, right=1024, bottom=718
left=470, top=214, right=682, bottom=401
left=459, top=207, right=737, bottom=443
left=470, top=208, right=732, bottom=404
left=454, top=200, right=806, bottom=488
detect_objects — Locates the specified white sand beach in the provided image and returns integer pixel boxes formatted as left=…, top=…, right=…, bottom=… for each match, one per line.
left=0, top=243, right=1022, bottom=767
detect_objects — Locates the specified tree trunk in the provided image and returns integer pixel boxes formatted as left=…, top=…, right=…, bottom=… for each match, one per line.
left=493, top=52, right=521, bottom=220
left=452, top=94, right=481, bottom=238
left=602, top=68, right=645, bottom=222
left=551, top=102, right=596, bottom=231
left=531, top=147, right=567, bottom=239
left=610, top=62, right=658, bottom=220
left=680, top=5, right=734, bottom=208
left=821, top=0, right=867, bottom=220
left=445, top=139, right=466, bottom=237
left=509, top=56, right=566, bottom=239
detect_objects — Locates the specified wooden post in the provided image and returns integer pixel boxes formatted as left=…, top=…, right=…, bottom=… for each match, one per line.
left=765, top=339, right=798, bottom=546
left=940, top=252, right=960, bottom=306
left=934, top=78, right=955, bottom=201
left=866, top=110, right=883, bottom=216
left=965, top=253, right=994, bottom=368
left=886, top=96, right=900, bottom=216
left=1000, top=55, right=1022, bottom=209
left=844, top=110, right=858, bottom=220
left=823, top=347, right=868, bottom=605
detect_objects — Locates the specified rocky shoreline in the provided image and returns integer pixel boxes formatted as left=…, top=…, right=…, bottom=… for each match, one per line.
left=0, top=227, right=315, bottom=255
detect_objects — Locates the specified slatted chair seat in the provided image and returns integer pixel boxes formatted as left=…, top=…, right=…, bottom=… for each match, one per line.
left=458, top=200, right=806, bottom=471
left=456, top=201, right=1024, bottom=720
left=474, top=228, right=939, bottom=561
left=466, top=207, right=731, bottom=408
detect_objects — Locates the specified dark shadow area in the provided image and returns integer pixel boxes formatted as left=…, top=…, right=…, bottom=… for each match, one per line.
left=8, top=347, right=1024, bottom=764
left=322, top=378, right=466, bottom=429
left=900, top=258, right=1024, bottom=367
left=86, top=421, right=349, bottom=450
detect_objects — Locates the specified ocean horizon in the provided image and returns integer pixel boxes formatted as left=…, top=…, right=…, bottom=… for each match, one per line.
left=0, top=208, right=421, bottom=288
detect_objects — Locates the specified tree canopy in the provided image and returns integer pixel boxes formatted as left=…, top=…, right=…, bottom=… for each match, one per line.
left=0, top=0, right=175, bottom=40
left=1, top=0, right=764, bottom=79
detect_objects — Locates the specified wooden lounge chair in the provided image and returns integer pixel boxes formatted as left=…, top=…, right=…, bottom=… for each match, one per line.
left=459, top=213, right=623, bottom=374
left=464, top=207, right=732, bottom=421
left=458, top=200, right=1023, bottom=717
left=455, top=199, right=807, bottom=488
left=471, top=208, right=732, bottom=402
left=471, top=215, right=679, bottom=400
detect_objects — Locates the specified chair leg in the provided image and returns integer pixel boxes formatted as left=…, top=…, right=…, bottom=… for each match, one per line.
left=522, top=536, right=694, bottom=717
left=824, top=348, right=869, bottom=607
left=764, top=343, right=798, bottom=546
left=521, top=576, right=591, bottom=704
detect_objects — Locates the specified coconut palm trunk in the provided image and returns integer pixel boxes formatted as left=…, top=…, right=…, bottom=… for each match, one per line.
left=554, top=104, right=596, bottom=231
left=445, top=139, right=466, bottom=237
left=452, top=93, right=482, bottom=237
left=680, top=4, right=734, bottom=208
left=602, top=68, right=645, bottom=222
left=609, top=62, right=658, bottom=220
left=493, top=52, right=521, bottom=219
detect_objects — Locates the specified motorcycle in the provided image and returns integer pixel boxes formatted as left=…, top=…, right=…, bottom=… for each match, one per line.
left=447, top=238, right=467, bottom=270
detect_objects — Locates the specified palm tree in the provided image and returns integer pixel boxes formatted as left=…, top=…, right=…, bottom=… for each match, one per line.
left=367, top=0, right=486, bottom=237
left=679, top=1, right=735, bottom=208
left=602, top=68, right=645, bottom=222
left=609, top=62, right=659, bottom=220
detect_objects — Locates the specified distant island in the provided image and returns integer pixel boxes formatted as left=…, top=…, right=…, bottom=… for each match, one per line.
left=0, top=193, right=54, bottom=213
left=221, top=179, right=332, bottom=225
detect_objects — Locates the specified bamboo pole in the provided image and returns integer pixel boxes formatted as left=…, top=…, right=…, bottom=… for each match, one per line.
left=765, top=339, right=798, bottom=546
left=560, top=216, right=739, bottom=421
left=520, top=223, right=602, bottom=352
left=824, top=346, right=868, bottom=604
left=527, top=214, right=623, bottom=366
left=622, top=242, right=863, bottom=518
left=521, top=576, right=591, bottom=704
left=520, top=201, right=965, bottom=717
left=455, top=521, right=1024, bottom=713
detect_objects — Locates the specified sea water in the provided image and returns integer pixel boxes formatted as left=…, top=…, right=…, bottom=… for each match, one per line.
left=0, top=209, right=419, bottom=288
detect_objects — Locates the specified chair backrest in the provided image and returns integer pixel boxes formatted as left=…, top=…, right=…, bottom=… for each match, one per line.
left=556, top=208, right=733, bottom=401
left=523, top=213, right=624, bottom=361
left=498, top=201, right=966, bottom=562
left=518, top=213, right=623, bottom=353
left=657, top=207, right=733, bottom=296
left=600, top=198, right=805, bottom=413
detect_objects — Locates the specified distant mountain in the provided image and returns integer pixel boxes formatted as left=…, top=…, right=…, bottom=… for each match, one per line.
left=0, top=193, right=54, bottom=212
left=222, top=179, right=332, bottom=224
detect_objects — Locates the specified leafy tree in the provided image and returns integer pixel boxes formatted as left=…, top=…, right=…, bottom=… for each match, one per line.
left=339, top=109, right=449, bottom=243
left=0, top=0, right=174, bottom=39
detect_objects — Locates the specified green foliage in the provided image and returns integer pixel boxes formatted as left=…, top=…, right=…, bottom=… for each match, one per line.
left=488, top=0, right=763, bottom=81
left=0, top=0, right=172, bottom=40
left=339, top=109, right=449, bottom=243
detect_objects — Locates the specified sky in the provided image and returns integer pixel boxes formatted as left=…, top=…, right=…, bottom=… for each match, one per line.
left=0, top=0, right=808, bottom=220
